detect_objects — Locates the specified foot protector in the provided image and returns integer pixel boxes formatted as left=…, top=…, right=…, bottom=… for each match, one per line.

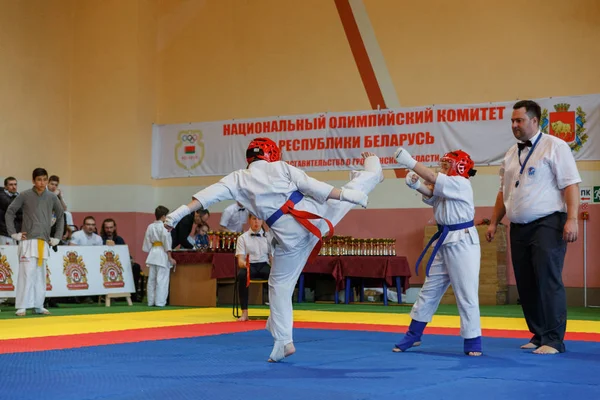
left=394, top=320, right=427, bottom=351
left=464, top=336, right=482, bottom=355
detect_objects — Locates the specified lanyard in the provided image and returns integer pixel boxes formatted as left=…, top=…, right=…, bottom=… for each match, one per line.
left=515, top=133, right=542, bottom=188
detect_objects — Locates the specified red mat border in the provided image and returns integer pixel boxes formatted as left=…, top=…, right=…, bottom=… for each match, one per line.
left=1, top=320, right=598, bottom=354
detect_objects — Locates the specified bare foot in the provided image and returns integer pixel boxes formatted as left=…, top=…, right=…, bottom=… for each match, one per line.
left=520, top=342, right=538, bottom=349
left=237, top=311, right=249, bottom=322
left=15, top=309, right=26, bottom=317
left=268, top=343, right=296, bottom=362
left=392, top=341, right=421, bottom=352
left=467, top=351, right=482, bottom=356
left=532, top=345, right=559, bottom=354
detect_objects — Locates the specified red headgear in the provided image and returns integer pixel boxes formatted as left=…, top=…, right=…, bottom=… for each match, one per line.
left=246, top=137, right=281, bottom=164
left=441, top=150, right=476, bottom=178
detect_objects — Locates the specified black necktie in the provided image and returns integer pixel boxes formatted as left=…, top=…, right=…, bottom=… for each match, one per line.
left=250, top=233, right=262, bottom=237
left=517, top=140, right=532, bottom=151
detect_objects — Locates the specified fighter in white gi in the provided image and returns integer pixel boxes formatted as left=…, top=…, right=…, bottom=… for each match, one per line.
left=143, top=206, right=176, bottom=307
left=166, top=137, right=383, bottom=362
left=393, top=148, right=482, bottom=356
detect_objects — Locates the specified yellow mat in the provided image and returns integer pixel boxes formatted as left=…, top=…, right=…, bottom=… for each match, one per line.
left=1, top=308, right=599, bottom=341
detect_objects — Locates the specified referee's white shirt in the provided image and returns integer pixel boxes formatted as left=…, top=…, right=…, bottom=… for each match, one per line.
left=235, top=229, right=271, bottom=264
left=500, top=130, right=581, bottom=224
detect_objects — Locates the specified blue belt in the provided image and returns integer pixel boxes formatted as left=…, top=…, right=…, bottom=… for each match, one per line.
left=415, top=220, right=474, bottom=277
left=265, top=191, right=304, bottom=227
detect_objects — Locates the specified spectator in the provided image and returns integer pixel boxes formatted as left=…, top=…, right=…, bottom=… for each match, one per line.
left=100, top=218, right=125, bottom=245
left=70, top=216, right=103, bottom=246
left=0, top=177, right=22, bottom=245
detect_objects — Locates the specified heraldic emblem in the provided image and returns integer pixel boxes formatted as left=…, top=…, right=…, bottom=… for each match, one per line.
left=175, top=129, right=205, bottom=170
left=100, top=250, right=125, bottom=288
left=540, top=103, right=587, bottom=152
left=0, top=253, right=15, bottom=291
left=46, top=265, right=52, bottom=291
left=63, top=251, right=89, bottom=290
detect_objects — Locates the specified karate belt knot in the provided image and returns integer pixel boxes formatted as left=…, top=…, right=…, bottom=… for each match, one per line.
left=266, top=190, right=334, bottom=264
left=415, top=220, right=474, bottom=277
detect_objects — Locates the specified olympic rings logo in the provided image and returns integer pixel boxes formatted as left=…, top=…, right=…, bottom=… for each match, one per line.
left=181, top=134, right=198, bottom=143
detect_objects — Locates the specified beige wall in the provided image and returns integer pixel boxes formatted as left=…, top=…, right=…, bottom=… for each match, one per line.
left=0, top=0, right=73, bottom=180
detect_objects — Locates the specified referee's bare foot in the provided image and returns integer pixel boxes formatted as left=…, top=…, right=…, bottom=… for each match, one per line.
left=533, top=345, right=559, bottom=354
left=467, top=351, right=482, bottom=357
left=237, top=310, right=249, bottom=322
left=520, top=342, right=538, bottom=349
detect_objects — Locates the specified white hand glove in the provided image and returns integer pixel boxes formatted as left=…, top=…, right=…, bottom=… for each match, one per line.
left=394, top=147, right=417, bottom=169
left=405, top=171, right=421, bottom=190
left=11, top=233, right=22, bottom=241
left=340, top=188, right=368, bottom=208
left=165, top=205, right=191, bottom=228
left=49, top=238, right=60, bottom=246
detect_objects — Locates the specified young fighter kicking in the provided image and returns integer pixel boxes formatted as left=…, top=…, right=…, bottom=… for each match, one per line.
left=165, top=137, right=383, bottom=362
left=393, top=147, right=482, bottom=356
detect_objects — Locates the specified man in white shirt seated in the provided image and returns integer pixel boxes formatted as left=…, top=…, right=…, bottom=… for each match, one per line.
left=220, top=202, right=249, bottom=233
left=235, top=215, right=272, bottom=321
left=70, top=216, right=103, bottom=246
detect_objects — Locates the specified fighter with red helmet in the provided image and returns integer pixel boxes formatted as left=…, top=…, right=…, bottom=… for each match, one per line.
left=166, top=137, right=383, bottom=362
left=393, top=146, right=482, bottom=356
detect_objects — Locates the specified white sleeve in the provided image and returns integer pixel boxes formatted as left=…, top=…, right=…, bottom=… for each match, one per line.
left=220, top=205, right=233, bottom=228
left=142, top=227, right=152, bottom=253
left=192, top=172, right=238, bottom=210
left=498, top=156, right=506, bottom=193
left=162, top=226, right=173, bottom=252
left=282, top=162, right=334, bottom=204
left=552, top=140, right=582, bottom=189
left=95, top=235, right=103, bottom=246
left=433, top=173, right=471, bottom=201
left=70, top=231, right=81, bottom=245
left=235, top=235, right=246, bottom=257
left=422, top=195, right=436, bottom=206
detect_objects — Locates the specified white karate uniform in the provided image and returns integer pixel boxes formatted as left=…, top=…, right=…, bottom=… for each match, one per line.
left=220, top=203, right=249, bottom=232
left=16, top=239, right=50, bottom=311
left=410, top=173, right=481, bottom=339
left=143, top=221, right=173, bottom=307
left=190, top=157, right=383, bottom=361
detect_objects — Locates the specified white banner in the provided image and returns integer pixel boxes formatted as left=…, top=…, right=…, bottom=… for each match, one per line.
left=0, top=245, right=135, bottom=298
left=152, top=94, right=600, bottom=178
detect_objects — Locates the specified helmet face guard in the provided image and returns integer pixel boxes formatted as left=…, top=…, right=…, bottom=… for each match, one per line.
left=440, top=150, right=476, bottom=178
left=246, top=137, right=281, bottom=164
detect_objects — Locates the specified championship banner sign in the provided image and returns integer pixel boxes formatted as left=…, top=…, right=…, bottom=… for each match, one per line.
left=0, top=245, right=135, bottom=298
left=151, top=94, right=600, bottom=178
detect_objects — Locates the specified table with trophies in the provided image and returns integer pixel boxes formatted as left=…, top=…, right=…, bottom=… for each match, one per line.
left=170, top=232, right=411, bottom=307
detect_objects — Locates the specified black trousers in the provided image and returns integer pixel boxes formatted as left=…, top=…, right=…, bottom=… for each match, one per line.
left=237, top=262, right=271, bottom=310
left=510, top=212, right=568, bottom=352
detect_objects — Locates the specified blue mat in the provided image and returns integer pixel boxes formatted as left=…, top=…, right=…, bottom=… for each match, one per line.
left=1, top=329, right=599, bottom=400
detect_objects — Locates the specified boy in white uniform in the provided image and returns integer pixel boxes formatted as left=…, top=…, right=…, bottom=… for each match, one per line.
left=393, top=147, right=482, bottom=356
left=166, top=137, right=383, bottom=362
left=236, top=214, right=273, bottom=321
left=143, top=206, right=176, bottom=307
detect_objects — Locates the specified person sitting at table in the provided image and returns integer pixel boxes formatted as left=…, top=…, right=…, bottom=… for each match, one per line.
left=187, top=222, right=210, bottom=249
left=235, top=214, right=273, bottom=321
